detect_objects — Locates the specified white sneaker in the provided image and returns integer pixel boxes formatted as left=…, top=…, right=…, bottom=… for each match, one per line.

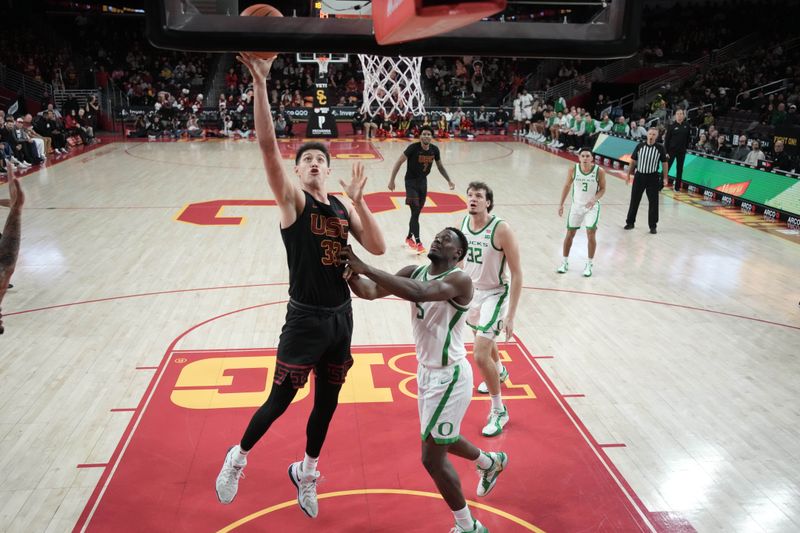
left=476, top=451, right=508, bottom=496
left=450, top=519, right=489, bottom=533
left=289, top=461, right=320, bottom=518
left=215, top=445, right=246, bottom=504
left=583, top=262, right=593, bottom=277
left=481, top=406, right=509, bottom=437
left=477, top=365, right=509, bottom=394
left=557, top=260, right=568, bottom=274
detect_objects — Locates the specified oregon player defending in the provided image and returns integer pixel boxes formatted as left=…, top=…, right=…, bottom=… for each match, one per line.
left=215, top=53, right=386, bottom=518
left=557, top=148, right=606, bottom=277
left=460, top=182, right=522, bottom=437
left=388, top=125, right=455, bottom=254
left=341, top=229, right=507, bottom=533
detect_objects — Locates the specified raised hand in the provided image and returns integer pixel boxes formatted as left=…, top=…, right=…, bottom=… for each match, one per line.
left=236, top=52, right=275, bottom=81
left=340, top=162, right=368, bottom=204
left=8, top=165, right=24, bottom=210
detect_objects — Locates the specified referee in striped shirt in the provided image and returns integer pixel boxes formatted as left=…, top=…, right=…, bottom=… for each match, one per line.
left=624, top=127, right=669, bottom=234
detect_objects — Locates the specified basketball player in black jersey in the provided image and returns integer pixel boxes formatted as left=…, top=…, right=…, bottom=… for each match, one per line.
left=215, top=53, right=386, bottom=518
left=388, top=126, right=455, bottom=254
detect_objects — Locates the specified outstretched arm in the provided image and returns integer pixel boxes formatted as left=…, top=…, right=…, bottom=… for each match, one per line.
left=340, top=246, right=471, bottom=303
left=435, top=160, right=455, bottom=190
left=340, top=162, right=386, bottom=255
left=346, top=264, right=416, bottom=300
left=237, top=53, right=302, bottom=227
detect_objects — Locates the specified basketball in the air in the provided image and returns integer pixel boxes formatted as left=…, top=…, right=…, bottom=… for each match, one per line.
left=240, top=3, right=283, bottom=60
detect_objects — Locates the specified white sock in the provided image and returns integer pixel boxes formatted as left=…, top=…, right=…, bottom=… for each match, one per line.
left=302, top=453, right=319, bottom=475
left=495, top=360, right=503, bottom=374
left=587, top=259, right=593, bottom=265
left=490, top=394, right=503, bottom=411
left=562, top=256, right=568, bottom=263
left=475, top=451, right=493, bottom=470
left=453, top=504, right=474, bottom=529
left=234, top=445, right=248, bottom=464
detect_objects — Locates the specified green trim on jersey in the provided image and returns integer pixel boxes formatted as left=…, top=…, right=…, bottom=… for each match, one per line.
left=448, top=299, right=470, bottom=312
left=421, top=363, right=461, bottom=442
left=465, top=215, right=496, bottom=236
left=441, top=310, right=465, bottom=365
left=497, top=256, right=507, bottom=285
left=466, top=284, right=509, bottom=333
left=576, top=163, right=597, bottom=176
left=423, top=264, right=459, bottom=281
left=489, top=218, right=503, bottom=252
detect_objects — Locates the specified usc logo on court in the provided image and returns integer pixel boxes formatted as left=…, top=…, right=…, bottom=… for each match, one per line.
left=169, top=347, right=534, bottom=410
left=175, top=192, right=467, bottom=225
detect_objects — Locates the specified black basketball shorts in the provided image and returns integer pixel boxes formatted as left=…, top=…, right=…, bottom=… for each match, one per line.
left=405, top=179, right=428, bottom=208
left=274, top=299, right=354, bottom=389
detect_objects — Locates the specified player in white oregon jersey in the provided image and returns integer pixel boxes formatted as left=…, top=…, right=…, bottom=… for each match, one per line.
left=341, top=228, right=508, bottom=533
left=460, top=182, right=522, bottom=437
left=557, top=148, right=607, bottom=277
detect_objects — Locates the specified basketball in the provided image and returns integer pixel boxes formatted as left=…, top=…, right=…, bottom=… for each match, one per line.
left=240, top=3, right=283, bottom=60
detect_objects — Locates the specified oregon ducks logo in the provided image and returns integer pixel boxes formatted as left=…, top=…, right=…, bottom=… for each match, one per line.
left=316, top=90, right=327, bottom=105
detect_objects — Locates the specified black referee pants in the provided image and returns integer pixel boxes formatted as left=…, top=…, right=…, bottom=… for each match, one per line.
left=668, top=151, right=686, bottom=191
left=626, top=172, right=660, bottom=229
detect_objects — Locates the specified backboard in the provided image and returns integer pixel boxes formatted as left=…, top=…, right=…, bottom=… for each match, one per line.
left=146, top=0, right=641, bottom=59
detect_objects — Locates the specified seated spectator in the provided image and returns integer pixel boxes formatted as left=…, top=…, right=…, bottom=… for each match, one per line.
left=630, top=118, right=647, bottom=140
left=129, top=115, right=148, bottom=138
left=34, top=111, right=68, bottom=154
left=770, top=103, right=788, bottom=126
left=186, top=114, right=203, bottom=138
left=450, top=107, right=465, bottom=132
left=611, top=116, right=630, bottom=137
left=596, top=113, right=613, bottom=133
left=65, top=110, right=89, bottom=145
left=1, top=119, right=32, bottom=167
left=276, top=105, right=293, bottom=137
left=770, top=140, right=795, bottom=172
left=730, top=135, right=749, bottom=161
left=9, top=117, right=41, bottom=164
left=77, top=108, right=95, bottom=142
left=436, top=113, right=448, bottom=138
left=490, top=107, right=509, bottom=135
left=363, top=113, right=379, bottom=140
left=582, top=112, right=597, bottom=145
left=397, top=115, right=412, bottom=137
left=527, top=106, right=546, bottom=141
left=713, top=136, right=732, bottom=158
left=147, top=114, right=166, bottom=139
left=743, top=140, right=766, bottom=166
left=474, top=106, right=490, bottom=132
left=274, top=114, right=289, bottom=137
left=694, top=133, right=712, bottom=153
left=352, top=110, right=365, bottom=136
left=21, top=115, right=48, bottom=159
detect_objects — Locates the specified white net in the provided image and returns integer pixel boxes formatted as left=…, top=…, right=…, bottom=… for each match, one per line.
left=357, top=54, right=425, bottom=118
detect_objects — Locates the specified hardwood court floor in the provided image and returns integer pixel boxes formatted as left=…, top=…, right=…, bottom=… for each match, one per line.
left=0, top=137, right=798, bottom=532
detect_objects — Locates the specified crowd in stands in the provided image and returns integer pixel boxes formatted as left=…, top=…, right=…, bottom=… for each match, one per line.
left=2, top=2, right=799, bottom=176
left=0, top=100, right=99, bottom=174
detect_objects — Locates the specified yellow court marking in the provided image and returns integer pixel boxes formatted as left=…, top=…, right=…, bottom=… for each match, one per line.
left=388, top=351, right=537, bottom=401
left=216, top=488, right=545, bottom=532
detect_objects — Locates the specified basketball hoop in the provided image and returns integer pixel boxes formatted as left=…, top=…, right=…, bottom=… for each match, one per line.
left=357, top=54, right=425, bottom=118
